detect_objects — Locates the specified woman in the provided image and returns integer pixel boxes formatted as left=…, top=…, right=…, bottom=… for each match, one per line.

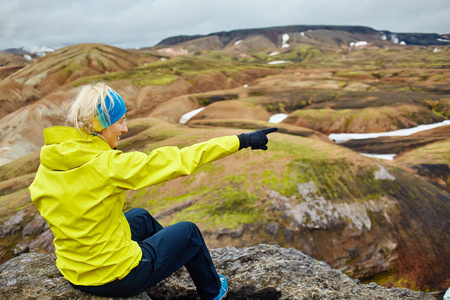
left=29, top=82, right=277, bottom=299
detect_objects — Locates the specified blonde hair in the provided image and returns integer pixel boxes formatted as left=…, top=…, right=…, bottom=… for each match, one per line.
left=67, top=82, right=114, bottom=134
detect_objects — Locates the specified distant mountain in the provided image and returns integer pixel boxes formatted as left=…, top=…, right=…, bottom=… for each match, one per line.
left=0, top=48, right=28, bottom=55
left=156, top=25, right=450, bottom=48
left=0, top=46, right=54, bottom=60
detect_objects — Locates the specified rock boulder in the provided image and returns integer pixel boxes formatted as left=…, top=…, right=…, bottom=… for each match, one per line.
left=0, top=244, right=433, bottom=300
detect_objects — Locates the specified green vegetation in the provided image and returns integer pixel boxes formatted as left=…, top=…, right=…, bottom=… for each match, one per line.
left=196, top=94, right=239, bottom=106
left=275, top=46, right=323, bottom=62
left=361, top=270, right=418, bottom=292
left=284, top=158, right=384, bottom=201
left=397, top=140, right=450, bottom=164
left=0, top=153, right=40, bottom=182
left=170, top=186, right=261, bottom=229
left=298, top=46, right=450, bottom=70
left=132, top=76, right=178, bottom=87
left=71, top=55, right=277, bottom=87
left=266, top=139, right=386, bottom=201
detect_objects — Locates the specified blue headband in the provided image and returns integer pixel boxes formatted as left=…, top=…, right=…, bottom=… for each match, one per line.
left=93, top=90, right=127, bottom=132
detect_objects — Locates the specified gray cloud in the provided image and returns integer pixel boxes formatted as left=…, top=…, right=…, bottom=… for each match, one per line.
left=1, top=0, right=449, bottom=50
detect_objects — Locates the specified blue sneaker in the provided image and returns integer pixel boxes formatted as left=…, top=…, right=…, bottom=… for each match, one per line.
left=213, top=275, right=228, bottom=300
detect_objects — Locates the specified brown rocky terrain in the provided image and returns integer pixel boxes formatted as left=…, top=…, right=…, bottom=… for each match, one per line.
left=0, top=26, right=449, bottom=295
left=0, top=245, right=436, bottom=300
left=0, top=79, right=41, bottom=118
left=7, top=43, right=160, bottom=96
left=0, top=51, right=30, bottom=79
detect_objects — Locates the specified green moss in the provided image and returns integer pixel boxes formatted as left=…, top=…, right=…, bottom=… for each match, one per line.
left=72, top=71, right=129, bottom=86
left=222, top=173, right=248, bottom=185
left=276, top=46, right=322, bottom=62
left=0, top=153, right=40, bottom=181
left=72, top=55, right=276, bottom=87
left=361, top=271, right=420, bottom=291
left=194, top=163, right=226, bottom=176
left=0, top=188, right=32, bottom=223
left=269, top=139, right=326, bottom=158
left=344, top=115, right=354, bottom=130
left=132, top=76, right=178, bottom=87
left=168, top=186, right=261, bottom=229
left=248, top=90, right=266, bottom=97
left=251, top=53, right=270, bottom=62
left=265, top=153, right=387, bottom=201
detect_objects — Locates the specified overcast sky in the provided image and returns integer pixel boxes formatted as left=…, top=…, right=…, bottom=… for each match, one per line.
left=1, top=0, right=449, bottom=51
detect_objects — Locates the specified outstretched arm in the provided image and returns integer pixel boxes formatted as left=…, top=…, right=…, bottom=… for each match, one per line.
left=107, top=135, right=240, bottom=190
left=107, top=128, right=278, bottom=191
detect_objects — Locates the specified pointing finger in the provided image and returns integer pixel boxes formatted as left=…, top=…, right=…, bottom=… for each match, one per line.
left=262, top=127, right=278, bottom=135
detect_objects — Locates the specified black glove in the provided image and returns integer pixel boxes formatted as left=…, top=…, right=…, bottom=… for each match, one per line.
left=238, top=128, right=278, bottom=150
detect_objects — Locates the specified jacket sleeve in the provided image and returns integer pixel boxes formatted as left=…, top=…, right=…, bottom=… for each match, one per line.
left=106, top=135, right=240, bottom=190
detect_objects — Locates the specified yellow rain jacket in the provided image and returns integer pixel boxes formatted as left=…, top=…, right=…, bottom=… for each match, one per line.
left=29, top=126, right=239, bottom=286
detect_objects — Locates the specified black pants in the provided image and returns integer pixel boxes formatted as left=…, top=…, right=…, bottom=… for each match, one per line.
left=71, top=208, right=221, bottom=299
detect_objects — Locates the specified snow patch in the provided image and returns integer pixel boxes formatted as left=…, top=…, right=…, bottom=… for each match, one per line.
left=269, top=113, right=288, bottom=123
left=23, top=54, right=32, bottom=60
left=360, top=153, right=396, bottom=160
left=268, top=60, right=290, bottom=65
left=443, top=287, right=450, bottom=300
left=234, top=40, right=243, bottom=46
left=300, top=31, right=308, bottom=39
left=269, top=51, right=279, bottom=56
left=437, top=38, right=450, bottom=42
left=281, top=33, right=290, bottom=48
left=350, top=41, right=367, bottom=47
left=328, top=120, right=450, bottom=144
left=179, top=107, right=205, bottom=124
left=400, top=41, right=406, bottom=45
left=433, top=47, right=439, bottom=53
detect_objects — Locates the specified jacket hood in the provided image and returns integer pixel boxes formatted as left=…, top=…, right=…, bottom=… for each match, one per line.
left=40, top=126, right=111, bottom=171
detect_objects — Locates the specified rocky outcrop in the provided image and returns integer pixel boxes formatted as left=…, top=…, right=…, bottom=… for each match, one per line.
left=0, top=245, right=433, bottom=300
left=0, top=252, right=149, bottom=299
left=0, top=208, right=55, bottom=264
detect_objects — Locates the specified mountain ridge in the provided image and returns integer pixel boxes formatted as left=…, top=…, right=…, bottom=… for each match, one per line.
left=155, top=24, right=450, bottom=48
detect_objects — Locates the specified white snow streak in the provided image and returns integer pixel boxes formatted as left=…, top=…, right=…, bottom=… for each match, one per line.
left=328, top=120, right=450, bottom=144
left=269, top=113, right=288, bottom=123
left=179, top=107, right=205, bottom=124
